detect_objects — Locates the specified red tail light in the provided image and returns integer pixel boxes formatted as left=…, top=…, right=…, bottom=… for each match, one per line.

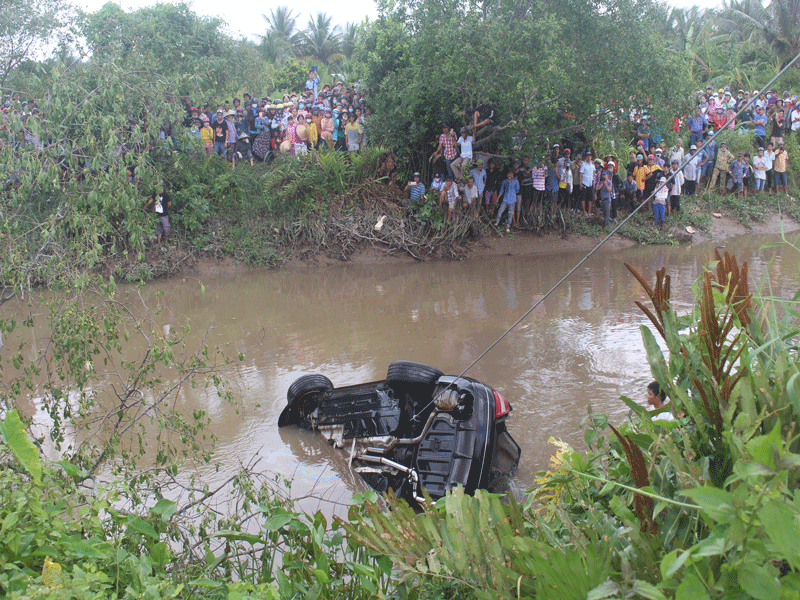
left=493, top=389, right=511, bottom=418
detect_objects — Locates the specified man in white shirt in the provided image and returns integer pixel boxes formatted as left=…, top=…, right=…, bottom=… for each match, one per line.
left=462, top=176, right=480, bottom=214
left=451, top=127, right=474, bottom=182
left=579, top=154, right=595, bottom=217
left=752, top=147, right=769, bottom=193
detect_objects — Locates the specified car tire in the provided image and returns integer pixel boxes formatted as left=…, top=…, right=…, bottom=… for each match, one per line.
left=278, top=374, right=333, bottom=427
left=386, top=361, right=443, bottom=387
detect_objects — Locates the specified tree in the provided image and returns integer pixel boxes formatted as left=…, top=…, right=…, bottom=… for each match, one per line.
left=719, top=0, right=800, bottom=69
left=258, top=6, right=300, bottom=64
left=299, top=13, right=343, bottom=63
left=0, top=0, right=73, bottom=87
left=340, top=22, right=360, bottom=60
left=356, top=0, right=690, bottom=167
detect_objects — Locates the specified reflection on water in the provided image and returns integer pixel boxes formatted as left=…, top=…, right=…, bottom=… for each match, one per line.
left=6, top=231, right=800, bottom=508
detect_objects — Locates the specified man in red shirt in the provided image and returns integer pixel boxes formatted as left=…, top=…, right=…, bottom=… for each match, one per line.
left=432, top=123, right=458, bottom=180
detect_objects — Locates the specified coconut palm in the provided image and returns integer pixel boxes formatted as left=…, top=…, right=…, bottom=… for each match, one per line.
left=258, top=6, right=300, bottom=63
left=719, top=0, right=800, bottom=68
left=299, top=13, right=344, bottom=63
left=340, top=22, right=360, bottom=60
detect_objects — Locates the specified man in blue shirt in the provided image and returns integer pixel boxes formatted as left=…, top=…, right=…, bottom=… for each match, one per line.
left=403, top=172, right=426, bottom=207
left=495, top=170, right=520, bottom=232
left=687, top=107, right=707, bottom=149
left=753, top=106, right=768, bottom=150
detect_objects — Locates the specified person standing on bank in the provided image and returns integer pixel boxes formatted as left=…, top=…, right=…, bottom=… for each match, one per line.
left=144, top=188, right=172, bottom=245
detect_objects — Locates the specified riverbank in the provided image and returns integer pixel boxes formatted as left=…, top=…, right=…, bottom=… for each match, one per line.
left=167, top=208, right=798, bottom=279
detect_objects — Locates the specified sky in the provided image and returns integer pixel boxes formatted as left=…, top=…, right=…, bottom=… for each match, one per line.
left=73, top=0, right=380, bottom=41
left=71, top=0, right=725, bottom=42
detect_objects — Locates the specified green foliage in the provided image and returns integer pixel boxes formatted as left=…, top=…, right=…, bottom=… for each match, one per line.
left=0, top=410, right=42, bottom=484
left=270, top=57, right=308, bottom=94
left=357, top=0, right=690, bottom=164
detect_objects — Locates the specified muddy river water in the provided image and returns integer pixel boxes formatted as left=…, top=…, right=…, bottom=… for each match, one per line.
left=13, top=231, right=800, bottom=509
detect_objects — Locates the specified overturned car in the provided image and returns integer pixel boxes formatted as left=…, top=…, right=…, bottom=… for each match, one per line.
left=278, top=361, right=521, bottom=503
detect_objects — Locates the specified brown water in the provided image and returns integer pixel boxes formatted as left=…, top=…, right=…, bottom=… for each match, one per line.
left=9, top=232, right=800, bottom=508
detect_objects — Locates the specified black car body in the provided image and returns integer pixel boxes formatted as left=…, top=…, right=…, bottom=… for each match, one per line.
left=278, top=361, right=521, bottom=503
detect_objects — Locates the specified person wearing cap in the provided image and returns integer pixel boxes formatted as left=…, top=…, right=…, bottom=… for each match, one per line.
left=727, top=152, right=746, bottom=195
left=495, top=169, right=520, bottom=232
left=752, top=146, right=769, bottom=193
left=669, top=138, right=685, bottom=166
left=430, top=172, right=444, bottom=192
left=404, top=172, right=426, bottom=207
left=439, top=178, right=461, bottom=224
left=596, top=169, right=614, bottom=230
left=653, top=150, right=665, bottom=168
left=687, top=107, right=708, bottom=148
left=451, top=127, right=474, bottom=182
left=632, top=153, right=647, bottom=202
left=683, top=145, right=700, bottom=196
left=469, top=159, right=487, bottom=203
left=703, top=85, right=714, bottom=104
left=773, top=141, right=789, bottom=195
left=667, top=158, right=685, bottom=215
left=708, top=141, right=733, bottom=194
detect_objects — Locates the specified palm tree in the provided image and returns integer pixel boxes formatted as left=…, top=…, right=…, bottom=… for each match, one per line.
left=258, top=6, right=300, bottom=63
left=340, top=22, right=360, bottom=60
left=299, top=13, right=344, bottom=63
left=719, top=0, right=800, bottom=68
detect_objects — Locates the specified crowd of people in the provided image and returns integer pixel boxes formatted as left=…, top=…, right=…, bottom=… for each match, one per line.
left=407, top=86, right=798, bottom=232
left=3, top=79, right=797, bottom=239
left=176, top=71, right=370, bottom=168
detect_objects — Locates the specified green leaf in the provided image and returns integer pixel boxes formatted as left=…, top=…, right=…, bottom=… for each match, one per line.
left=127, top=516, right=159, bottom=540
left=739, top=562, right=779, bottom=600
left=587, top=580, right=619, bottom=600
left=684, top=487, right=736, bottom=523
left=151, top=498, right=177, bottom=521
left=263, top=513, right=294, bottom=531
left=759, top=500, right=800, bottom=570
left=630, top=580, right=668, bottom=600
left=0, top=410, right=42, bottom=484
